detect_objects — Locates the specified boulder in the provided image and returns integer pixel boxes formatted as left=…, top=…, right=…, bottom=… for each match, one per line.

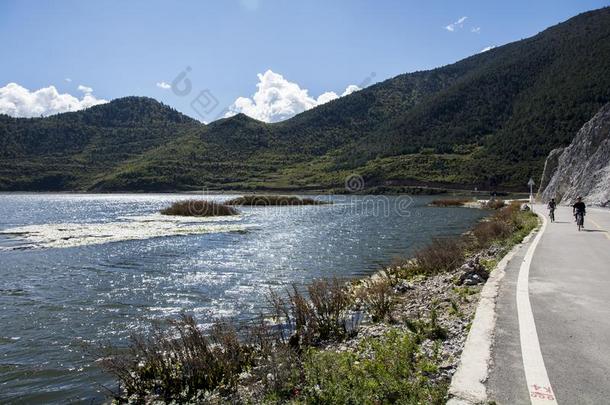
left=457, top=256, right=489, bottom=286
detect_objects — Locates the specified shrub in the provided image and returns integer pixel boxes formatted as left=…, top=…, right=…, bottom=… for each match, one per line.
left=298, top=330, right=446, bottom=404
left=429, top=198, right=470, bottom=207
left=413, top=237, right=465, bottom=274
left=268, top=278, right=355, bottom=346
left=405, top=307, right=448, bottom=342
left=471, top=203, right=538, bottom=248
left=225, top=195, right=330, bottom=206
left=472, top=220, right=512, bottom=248
left=160, top=200, right=238, bottom=216
left=358, top=278, right=396, bottom=322
left=307, top=278, right=354, bottom=340
left=99, top=315, right=253, bottom=402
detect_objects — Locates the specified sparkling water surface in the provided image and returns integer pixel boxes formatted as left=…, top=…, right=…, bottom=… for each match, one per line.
left=0, top=193, right=486, bottom=403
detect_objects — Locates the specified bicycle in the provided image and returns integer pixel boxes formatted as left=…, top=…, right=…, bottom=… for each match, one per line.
left=575, top=211, right=584, bottom=231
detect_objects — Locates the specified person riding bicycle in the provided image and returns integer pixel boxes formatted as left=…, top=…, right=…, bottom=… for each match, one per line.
left=572, top=196, right=586, bottom=228
left=548, top=198, right=557, bottom=221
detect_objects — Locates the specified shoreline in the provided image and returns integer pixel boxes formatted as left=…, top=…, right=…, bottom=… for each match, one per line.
left=100, top=202, right=539, bottom=403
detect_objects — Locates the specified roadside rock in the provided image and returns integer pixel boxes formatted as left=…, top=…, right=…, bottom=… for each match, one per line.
left=540, top=103, right=610, bottom=206
left=458, top=256, right=489, bottom=286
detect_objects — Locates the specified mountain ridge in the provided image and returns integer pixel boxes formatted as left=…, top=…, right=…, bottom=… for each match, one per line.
left=1, top=7, right=610, bottom=192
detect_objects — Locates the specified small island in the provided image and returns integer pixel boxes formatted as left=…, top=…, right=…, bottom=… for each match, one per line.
left=429, top=198, right=472, bottom=207
left=160, top=200, right=239, bottom=217
left=224, top=195, right=331, bottom=206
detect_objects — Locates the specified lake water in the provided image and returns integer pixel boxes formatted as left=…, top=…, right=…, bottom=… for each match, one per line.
left=0, top=193, right=486, bottom=403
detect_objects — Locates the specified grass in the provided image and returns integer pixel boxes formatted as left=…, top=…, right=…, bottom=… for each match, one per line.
left=224, top=195, right=330, bottom=206
left=404, top=306, right=449, bottom=342
left=295, top=329, right=447, bottom=404
left=429, top=198, right=471, bottom=207
left=160, top=200, right=238, bottom=216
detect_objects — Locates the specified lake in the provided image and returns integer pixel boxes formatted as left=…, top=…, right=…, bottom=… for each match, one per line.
left=0, top=193, right=486, bottom=403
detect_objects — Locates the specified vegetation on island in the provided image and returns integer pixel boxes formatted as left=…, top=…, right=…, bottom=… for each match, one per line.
left=224, top=195, right=330, bottom=206
left=98, top=203, right=538, bottom=403
left=429, top=198, right=472, bottom=207
left=2, top=8, right=610, bottom=192
left=160, top=200, right=238, bottom=217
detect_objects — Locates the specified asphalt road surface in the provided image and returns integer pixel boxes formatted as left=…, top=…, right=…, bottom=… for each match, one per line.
left=487, top=205, right=610, bottom=404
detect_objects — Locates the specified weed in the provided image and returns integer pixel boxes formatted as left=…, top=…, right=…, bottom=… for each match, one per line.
left=414, top=237, right=465, bottom=275
left=358, top=278, right=396, bottom=322
left=160, top=200, right=238, bottom=216
left=99, top=314, right=253, bottom=402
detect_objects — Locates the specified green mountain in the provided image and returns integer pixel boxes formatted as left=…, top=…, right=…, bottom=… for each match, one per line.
left=1, top=7, right=610, bottom=192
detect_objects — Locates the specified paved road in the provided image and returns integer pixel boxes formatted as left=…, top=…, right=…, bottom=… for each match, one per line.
left=487, top=205, right=610, bottom=404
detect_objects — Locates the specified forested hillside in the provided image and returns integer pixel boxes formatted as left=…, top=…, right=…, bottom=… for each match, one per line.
left=1, top=7, right=609, bottom=192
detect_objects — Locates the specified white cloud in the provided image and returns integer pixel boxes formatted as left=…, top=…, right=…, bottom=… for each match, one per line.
left=77, top=84, right=93, bottom=94
left=64, top=78, right=72, bottom=83
left=471, top=27, right=481, bottom=34
left=480, top=45, right=496, bottom=53
left=445, top=16, right=468, bottom=32
left=225, top=70, right=361, bottom=123
left=156, top=81, right=171, bottom=90
left=0, top=82, right=108, bottom=118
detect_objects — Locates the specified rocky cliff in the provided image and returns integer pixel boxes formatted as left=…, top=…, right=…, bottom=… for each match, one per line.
left=540, top=103, right=610, bottom=206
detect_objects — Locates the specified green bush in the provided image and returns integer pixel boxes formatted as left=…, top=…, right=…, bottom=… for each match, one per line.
left=297, top=330, right=446, bottom=404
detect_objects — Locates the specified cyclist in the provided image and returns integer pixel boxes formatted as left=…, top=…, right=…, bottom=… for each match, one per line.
left=572, top=196, right=586, bottom=230
left=547, top=198, right=557, bottom=222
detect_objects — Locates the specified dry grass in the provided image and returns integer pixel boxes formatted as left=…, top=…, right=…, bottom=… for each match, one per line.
left=160, top=200, right=238, bottom=216
left=472, top=220, right=512, bottom=248
left=429, top=198, right=470, bottom=207
left=268, top=278, right=356, bottom=346
left=99, top=315, right=253, bottom=402
left=471, top=202, right=532, bottom=247
left=413, top=237, right=465, bottom=275
left=224, top=195, right=330, bottom=206
left=358, top=278, right=396, bottom=322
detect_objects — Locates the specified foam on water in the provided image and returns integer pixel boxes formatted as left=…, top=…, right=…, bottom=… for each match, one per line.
left=0, top=215, right=250, bottom=249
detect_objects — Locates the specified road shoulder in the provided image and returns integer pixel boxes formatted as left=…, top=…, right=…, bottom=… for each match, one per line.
left=448, top=222, right=539, bottom=404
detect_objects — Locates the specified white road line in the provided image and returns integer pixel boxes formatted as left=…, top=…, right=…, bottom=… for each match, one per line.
left=516, top=212, right=558, bottom=404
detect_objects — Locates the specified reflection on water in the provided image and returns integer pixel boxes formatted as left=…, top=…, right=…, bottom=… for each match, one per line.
left=0, top=193, right=486, bottom=403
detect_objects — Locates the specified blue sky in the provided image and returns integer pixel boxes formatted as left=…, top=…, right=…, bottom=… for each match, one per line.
left=1, top=0, right=608, bottom=121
